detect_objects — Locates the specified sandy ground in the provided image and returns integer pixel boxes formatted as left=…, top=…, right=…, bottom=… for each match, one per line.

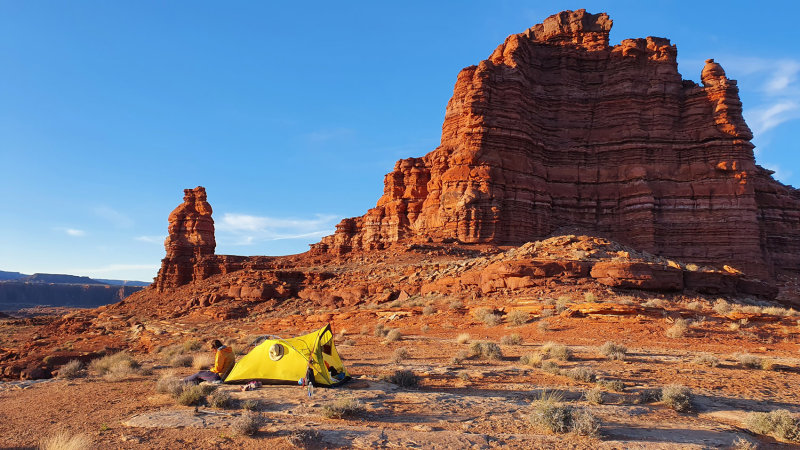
left=2, top=301, right=799, bottom=449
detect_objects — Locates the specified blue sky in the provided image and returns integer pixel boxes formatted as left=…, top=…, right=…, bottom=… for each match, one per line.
left=1, top=1, right=798, bottom=282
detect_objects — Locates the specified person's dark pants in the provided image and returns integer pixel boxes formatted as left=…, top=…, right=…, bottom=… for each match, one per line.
left=183, top=370, right=221, bottom=384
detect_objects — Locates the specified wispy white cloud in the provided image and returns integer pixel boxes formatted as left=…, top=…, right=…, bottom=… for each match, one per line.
left=135, top=235, right=165, bottom=244
left=216, top=212, right=340, bottom=245
left=762, top=163, right=793, bottom=185
left=748, top=101, right=800, bottom=135
left=93, top=206, right=134, bottom=228
left=55, top=227, right=86, bottom=237
left=764, top=60, right=800, bottom=93
left=74, top=263, right=160, bottom=274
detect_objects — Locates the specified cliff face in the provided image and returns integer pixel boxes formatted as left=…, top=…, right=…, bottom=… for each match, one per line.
left=311, top=9, right=800, bottom=279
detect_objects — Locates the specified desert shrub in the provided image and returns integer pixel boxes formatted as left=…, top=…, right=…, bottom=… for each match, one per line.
left=393, top=347, right=410, bottom=363
left=155, top=374, right=186, bottom=397
left=469, top=342, right=503, bottom=360
left=713, top=298, right=732, bottom=315
left=737, top=353, right=762, bottom=369
left=597, top=379, right=625, bottom=392
left=207, top=389, right=231, bottom=408
left=89, top=352, right=141, bottom=380
left=183, top=339, right=203, bottom=352
left=177, top=384, right=206, bottom=406
left=599, top=341, right=627, bottom=361
left=583, top=292, right=597, bottom=303
left=360, top=325, right=370, bottom=335
left=384, top=329, right=402, bottom=342
left=374, top=323, right=389, bottom=337
left=451, top=349, right=469, bottom=365
left=449, top=300, right=464, bottom=310
left=691, top=353, right=720, bottom=367
left=170, top=354, right=194, bottom=368
left=565, top=366, right=596, bottom=383
left=420, top=325, right=430, bottom=334
left=520, top=353, right=543, bottom=367
left=285, top=429, right=322, bottom=449
left=456, top=333, right=471, bottom=344
left=637, top=389, right=661, bottom=404
left=584, top=388, right=604, bottom=405
left=422, top=305, right=436, bottom=316
left=39, top=430, right=91, bottom=450
left=540, top=308, right=555, bottom=318
left=58, top=360, right=84, bottom=380
left=745, top=409, right=800, bottom=442
left=760, top=358, right=776, bottom=371
left=643, top=298, right=666, bottom=308
left=529, top=391, right=598, bottom=436
left=731, top=435, right=758, bottom=450
left=555, top=296, right=570, bottom=313
left=500, top=333, right=523, bottom=346
left=537, top=319, right=550, bottom=332
left=192, top=353, right=214, bottom=370
left=541, top=360, right=561, bottom=374
left=482, top=313, right=502, bottom=326
left=239, top=399, right=259, bottom=411
left=661, top=385, right=692, bottom=412
left=541, top=342, right=572, bottom=361
left=666, top=318, right=689, bottom=338
left=457, top=371, right=470, bottom=381
left=321, top=397, right=364, bottom=419
left=686, top=301, right=703, bottom=311
left=232, top=411, right=263, bottom=436
left=382, top=369, right=420, bottom=388
left=507, top=310, right=530, bottom=326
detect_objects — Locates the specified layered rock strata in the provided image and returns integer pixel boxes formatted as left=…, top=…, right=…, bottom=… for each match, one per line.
left=312, top=9, right=800, bottom=280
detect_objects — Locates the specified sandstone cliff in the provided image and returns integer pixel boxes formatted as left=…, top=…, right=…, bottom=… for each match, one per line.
left=311, top=9, right=800, bottom=280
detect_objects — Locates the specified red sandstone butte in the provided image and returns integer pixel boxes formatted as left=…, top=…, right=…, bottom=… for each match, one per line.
left=311, top=9, right=800, bottom=280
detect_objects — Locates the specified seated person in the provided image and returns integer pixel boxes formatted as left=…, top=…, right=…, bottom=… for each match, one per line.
left=183, top=339, right=234, bottom=384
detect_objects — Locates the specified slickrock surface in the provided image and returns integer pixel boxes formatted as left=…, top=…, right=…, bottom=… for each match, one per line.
left=311, top=9, right=800, bottom=280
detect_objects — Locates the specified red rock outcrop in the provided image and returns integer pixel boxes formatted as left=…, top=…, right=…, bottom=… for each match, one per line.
left=312, top=9, right=800, bottom=280
left=155, top=186, right=217, bottom=291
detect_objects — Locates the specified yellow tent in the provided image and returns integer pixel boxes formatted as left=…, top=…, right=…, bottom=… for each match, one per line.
left=224, top=323, right=350, bottom=387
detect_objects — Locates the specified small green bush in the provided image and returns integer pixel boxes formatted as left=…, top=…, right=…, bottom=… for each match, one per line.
left=177, top=384, right=207, bottom=406
left=321, top=398, right=364, bottom=419
left=661, top=385, right=692, bottom=412
left=239, top=399, right=259, bottom=411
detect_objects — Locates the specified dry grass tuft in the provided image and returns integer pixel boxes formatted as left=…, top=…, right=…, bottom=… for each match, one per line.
left=691, top=353, right=720, bottom=367
left=321, top=397, right=365, bottom=419
left=232, top=411, right=263, bottom=436
left=39, top=430, right=91, bottom=450
left=599, top=341, right=627, bottom=360
left=500, top=333, right=523, bottom=346
left=207, top=389, right=231, bottom=408
left=507, top=310, right=530, bottom=326
left=456, top=333, right=471, bottom=344
left=382, top=369, right=420, bottom=388
left=58, top=360, right=84, bottom=380
left=666, top=318, right=689, bottom=338
left=565, top=366, right=596, bottom=383
left=393, top=347, right=410, bottom=363
left=89, top=352, right=141, bottom=380
left=661, top=385, right=692, bottom=412
left=422, top=305, right=436, bottom=316
left=540, top=342, right=572, bottom=361
left=520, top=353, right=543, bottom=367
left=192, top=353, right=214, bottom=370
left=584, top=388, right=604, bottom=405
left=745, top=409, right=800, bottom=442
left=713, top=298, right=732, bottom=315
left=474, top=307, right=502, bottom=326
left=384, top=329, right=402, bottom=342
left=170, top=354, right=193, bottom=368
left=537, top=319, right=550, bottom=332
left=155, top=374, right=186, bottom=397
left=737, top=353, right=762, bottom=369
left=469, top=341, right=503, bottom=360
left=529, top=391, right=599, bottom=436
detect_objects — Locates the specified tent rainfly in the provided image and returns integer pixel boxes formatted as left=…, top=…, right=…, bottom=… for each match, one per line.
left=224, top=323, right=350, bottom=387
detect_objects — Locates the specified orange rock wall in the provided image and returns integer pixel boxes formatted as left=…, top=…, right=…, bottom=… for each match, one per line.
left=312, top=9, right=800, bottom=279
